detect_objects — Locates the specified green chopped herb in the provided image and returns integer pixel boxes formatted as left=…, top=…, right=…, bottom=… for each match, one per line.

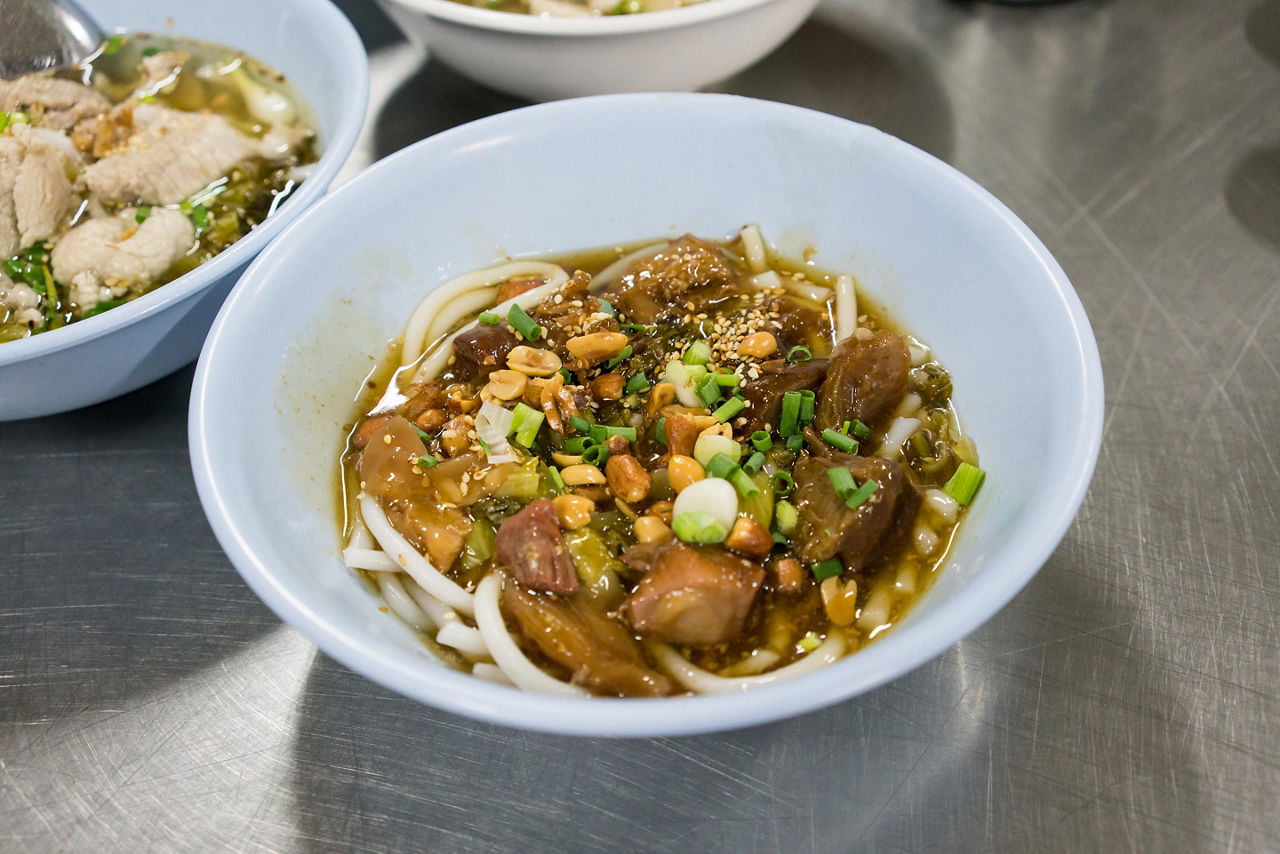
left=103, top=34, right=124, bottom=55
left=771, top=471, right=795, bottom=495
left=478, top=311, right=500, bottom=326
left=597, top=299, right=614, bottom=316
left=851, top=419, right=872, bottom=439
left=786, top=434, right=803, bottom=452
left=729, top=469, right=761, bottom=498
left=683, top=340, right=712, bottom=366
left=821, top=428, right=858, bottom=454
left=509, top=402, right=545, bottom=447
left=82, top=299, right=125, bottom=319
left=798, top=389, right=815, bottom=423
left=564, top=436, right=593, bottom=454
left=779, top=391, right=801, bottom=436
left=606, top=344, right=632, bottom=369
left=797, top=632, right=821, bottom=652
left=672, top=511, right=728, bottom=544
left=416, top=454, right=438, bottom=469
left=582, top=443, right=610, bottom=466
left=558, top=367, right=573, bottom=383
left=507, top=302, right=541, bottom=341
left=712, top=397, right=744, bottom=423
left=774, top=499, right=798, bottom=534
left=568, top=414, right=593, bottom=434
left=751, top=430, right=772, bottom=452
left=786, top=345, right=812, bottom=363
left=654, top=417, right=667, bottom=446
left=589, top=423, right=637, bottom=443
left=705, top=453, right=738, bottom=480
left=811, top=558, right=843, bottom=581
left=713, top=371, right=741, bottom=388
left=134, top=206, right=151, bottom=224
left=142, top=46, right=160, bottom=57
left=620, top=322, right=648, bottom=333
left=944, top=462, right=986, bottom=505
left=742, top=451, right=765, bottom=474
left=413, top=426, right=431, bottom=443
left=827, top=466, right=856, bottom=497
left=190, top=205, right=210, bottom=229
left=695, top=374, right=722, bottom=407
left=624, top=372, right=650, bottom=394
left=548, top=466, right=566, bottom=493
left=844, top=479, right=879, bottom=510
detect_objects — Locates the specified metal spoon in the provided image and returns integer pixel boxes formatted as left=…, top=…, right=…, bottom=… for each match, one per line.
left=0, top=0, right=104, bottom=79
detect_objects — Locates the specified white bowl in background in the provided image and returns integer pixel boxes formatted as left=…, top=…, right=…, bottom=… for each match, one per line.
left=190, top=93, right=1104, bottom=737
left=376, top=0, right=818, bottom=101
left=0, top=0, right=367, bottom=421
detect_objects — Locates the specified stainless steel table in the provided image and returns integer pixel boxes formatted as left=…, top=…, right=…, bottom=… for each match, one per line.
left=3, top=0, right=1277, bottom=850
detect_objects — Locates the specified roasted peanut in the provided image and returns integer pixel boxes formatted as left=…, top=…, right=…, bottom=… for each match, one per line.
left=634, top=515, right=673, bottom=544
left=667, top=455, right=705, bottom=493
left=485, top=369, right=528, bottom=401
left=646, top=499, right=675, bottom=524
left=590, top=373, right=625, bottom=401
left=690, top=414, right=720, bottom=433
left=725, top=516, right=772, bottom=559
left=566, top=331, right=629, bottom=366
left=606, top=454, right=652, bottom=503
left=439, top=416, right=471, bottom=457
left=646, top=382, right=675, bottom=417
left=540, top=371, right=566, bottom=433
left=769, top=557, right=808, bottom=593
left=664, top=414, right=698, bottom=458
left=605, top=434, right=630, bottom=455
left=551, top=451, right=583, bottom=467
left=507, top=345, right=562, bottom=377
left=571, top=484, right=610, bottom=503
left=737, top=330, right=778, bottom=358
left=561, top=463, right=607, bottom=486
left=698, top=421, right=732, bottom=441
left=820, top=576, right=859, bottom=626
left=351, top=415, right=391, bottom=449
left=553, top=494, right=595, bottom=530
left=414, top=408, right=447, bottom=434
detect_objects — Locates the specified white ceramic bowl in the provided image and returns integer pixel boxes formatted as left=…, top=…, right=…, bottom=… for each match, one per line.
left=376, top=0, right=818, bottom=101
left=0, top=0, right=367, bottom=421
left=191, top=94, right=1104, bottom=737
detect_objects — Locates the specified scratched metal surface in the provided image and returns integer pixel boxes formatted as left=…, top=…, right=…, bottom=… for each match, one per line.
left=2, top=0, right=1277, bottom=850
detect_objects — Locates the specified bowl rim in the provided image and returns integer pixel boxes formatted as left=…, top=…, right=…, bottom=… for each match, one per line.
left=0, top=0, right=369, bottom=369
left=190, top=92, right=1105, bottom=737
left=379, top=0, right=787, bottom=37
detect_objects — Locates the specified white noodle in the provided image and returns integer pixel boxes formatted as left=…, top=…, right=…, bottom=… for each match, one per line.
left=740, top=223, right=768, bottom=273
left=343, top=546, right=400, bottom=572
left=908, top=345, right=929, bottom=367
left=401, top=261, right=569, bottom=366
left=650, top=634, right=845, bottom=694
left=590, top=242, right=666, bottom=292
left=924, top=488, right=960, bottom=524
left=436, top=620, right=489, bottom=660
left=896, top=564, right=919, bottom=595
left=913, top=520, right=939, bottom=556
left=473, top=573, right=590, bottom=697
left=892, top=392, right=923, bottom=419
left=857, top=586, right=893, bottom=631
left=750, top=270, right=783, bottom=290
left=878, top=417, right=922, bottom=459
left=403, top=577, right=459, bottom=625
left=835, top=274, right=856, bottom=341
left=359, top=493, right=476, bottom=616
left=719, top=649, right=782, bottom=677
left=377, top=573, right=434, bottom=631
left=782, top=277, right=832, bottom=305
left=471, top=662, right=515, bottom=686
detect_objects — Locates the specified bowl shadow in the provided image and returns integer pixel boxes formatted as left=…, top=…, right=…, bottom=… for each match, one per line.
left=1225, top=145, right=1280, bottom=252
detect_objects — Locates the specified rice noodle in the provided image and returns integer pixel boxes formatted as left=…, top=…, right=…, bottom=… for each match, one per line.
left=473, top=573, right=590, bottom=697
left=782, top=277, right=832, bottom=305
left=913, top=520, right=939, bottom=556
left=924, top=488, right=959, bottom=523
left=739, top=223, right=767, bottom=273
left=649, top=633, right=846, bottom=694
left=750, top=270, right=783, bottom=290
left=856, top=586, right=892, bottom=631
left=719, top=649, right=782, bottom=677
left=359, top=493, right=476, bottom=616
left=401, top=261, right=569, bottom=366
left=436, top=620, right=489, bottom=660
left=835, top=274, right=856, bottom=341
left=343, top=546, right=400, bottom=572
left=589, top=242, right=665, bottom=292
left=377, top=573, right=434, bottom=631
left=471, top=662, right=515, bottom=686
left=878, top=417, right=921, bottom=459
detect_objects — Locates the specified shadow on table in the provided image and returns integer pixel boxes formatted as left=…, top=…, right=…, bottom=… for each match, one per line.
left=0, top=367, right=280, bottom=719
left=716, top=14, right=955, bottom=164
left=284, top=539, right=1208, bottom=852
left=1225, top=146, right=1280, bottom=252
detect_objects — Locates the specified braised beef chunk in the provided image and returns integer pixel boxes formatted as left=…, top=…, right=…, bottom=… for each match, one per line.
left=604, top=235, right=741, bottom=322
left=356, top=415, right=430, bottom=502
left=792, top=453, right=921, bottom=570
left=451, top=324, right=518, bottom=381
left=619, top=541, right=764, bottom=645
left=495, top=498, right=579, bottom=595
left=815, top=331, right=910, bottom=431
left=739, top=357, right=830, bottom=434
left=502, top=583, right=674, bottom=697
left=767, top=296, right=825, bottom=353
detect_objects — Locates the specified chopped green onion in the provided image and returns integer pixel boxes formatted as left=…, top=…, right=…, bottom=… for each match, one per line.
left=548, top=466, right=565, bottom=493
left=507, top=303, right=541, bottom=341
left=786, top=434, right=803, bottom=452
left=568, top=415, right=593, bottom=434
left=620, top=322, right=648, bottom=333
left=582, top=444, right=610, bottom=466
left=509, top=402, right=544, bottom=446
left=672, top=511, right=728, bottom=544
left=103, top=34, right=124, bottom=55
left=564, top=436, right=593, bottom=454
left=414, top=426, right=431, bottom=443
left=478, top=311, right=500, bottom=326
left=134, top=206, right=151, bottom=224
left=775, top=500, right=798, bottom=534
left=589, top=423, right=637, bottom=443
left=797, top=632, right=822, bottom=652
left=786, top=345, right=812, bottom=363
left=7, top=111, right=30, bottom=128
left=82, top=299, right=125, bottom=319
left=811, top=559, right=843, bottom=580
left=695, top=374, right=722, bottom=407
left=729, top=469, right=761, bottom=498
left=742, top=451, right=765, bottom=474
left=558, top=368, right=573, bottom=383
left=827, top=466, right=856, bottom=497
left=705, top=453, right=739, bottom=480
left=798, top=389, right=815, bottom=424
left=713, top=371, right=741, bottom=388
left=751, top=431, right=772, bottom=452
left=416, top=454, right=438, bottom=469
left=190, top=205, right=210, bottom=229
left=142, top=46, right=160, bottom=57
left=771, top=471, right=795, bottom=495
left=712, top=397, right=744, bottom=423
left=821, top=428, right=858, bottom=454
left=683, top=340, right=712, bottom=365
left=624, top=372, right=650, bottom=394
left=772, top=531, right=788, bottom=546
left=844, top=479, right=879, bottom=510
left=606, top=344, right=632, bottom=369
left=851, top=419, right=872, bottom=439
left=654, top=417, right=668, bottom=446
left=0, top=114, right=9, bottom=134
left=944, top=462, right=986, bottom=505
left=598, top=299, right=615, bottom=316
left=779, top=391, right=802, bottom=436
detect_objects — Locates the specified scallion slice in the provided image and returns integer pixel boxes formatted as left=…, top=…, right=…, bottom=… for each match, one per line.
left=507, top=303, right=542, bottom=341
left=771, top=471, right=795, bottom=495
left=944, top=462, right=985, bottom=505
left=695, top=374, right=722, bottom=407
left=509, top=402, right=544, bottom=447
left=785, top=434, right=803, bottom=452
left=413, top=426, right=432, bottom=443
left=774, top=499, right=798, bottom=534
left=683, top=340, right=712, bottom=365
left=548, top=466, right=565, bottom=493
left=729, top=469, right=761, bottom=498
left=568, top=415, right=593, bottom=434
left=821, top=428, right=858, bottom=454
left=705, top=453, right=739, bottom=480
left=713, top=371, right=741, bottom=388
left=620, top=322, right=648, bottom=333
left=606, top=344, right=633, bottom=369
left=811, top=559, right=843, bottom=580
left=851, top=419, right=872, bottom=439
left=598, top=299, right=615, bottom=316
left=416, top=454, right=438, bottom=469
left=742, top=451, right=765, bottom=474
left=712, top=397, right=745, bottom=423
left=827, top=466, right=856, bottom=497
left=798, top=389, right=815, bottom=424
left=779, top=391, right=802, bottom=436
left=786, top=345, right=812, bottom=363
left=751, top=430, right=772, bottom=452
left=672, top=511, right=728, bottom=544
left=478, top=311, right=500, bottom=326
left=654, top=417, right=668, bottom=445
left=582, top=444, right=610, bottom=466
left=564, top=436, right=593, bottom=454
left=624, top=372, right=650, bottom=394
left=844, top=479, right=879, bottom=510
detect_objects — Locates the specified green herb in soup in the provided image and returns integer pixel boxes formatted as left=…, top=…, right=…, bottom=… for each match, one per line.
left=0, top=33, right=317, bottom=342
left=457, top=0, right=705, bottom=16
left=340, top=227, right=984, bottom=697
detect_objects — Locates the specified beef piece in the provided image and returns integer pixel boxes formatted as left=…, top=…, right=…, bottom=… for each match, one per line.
left=767, top=295, right=825, bottom=353
left=815, top=331, right=910, bottom=431
left=51, top=209, right=194, bottom=306
left=792, top=452, right=921, bottom=570
left=0, top=75, right=110, bottom=131
left=451, top=324, right=518, bottom=380
left=502, top=583, right=673, bottom=697
left=603, top=234, right=741, bottom=323
left=81, top=103, right=254, bottom=204
left=619, top=540, right=764, bottom=645
left=356, top=415, right=431, bottom=503
left=0, top=125, right=77, bottom=258
left=496, top=498, right=579, bottom=595
left=739, top=358, right=829, bottom=434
